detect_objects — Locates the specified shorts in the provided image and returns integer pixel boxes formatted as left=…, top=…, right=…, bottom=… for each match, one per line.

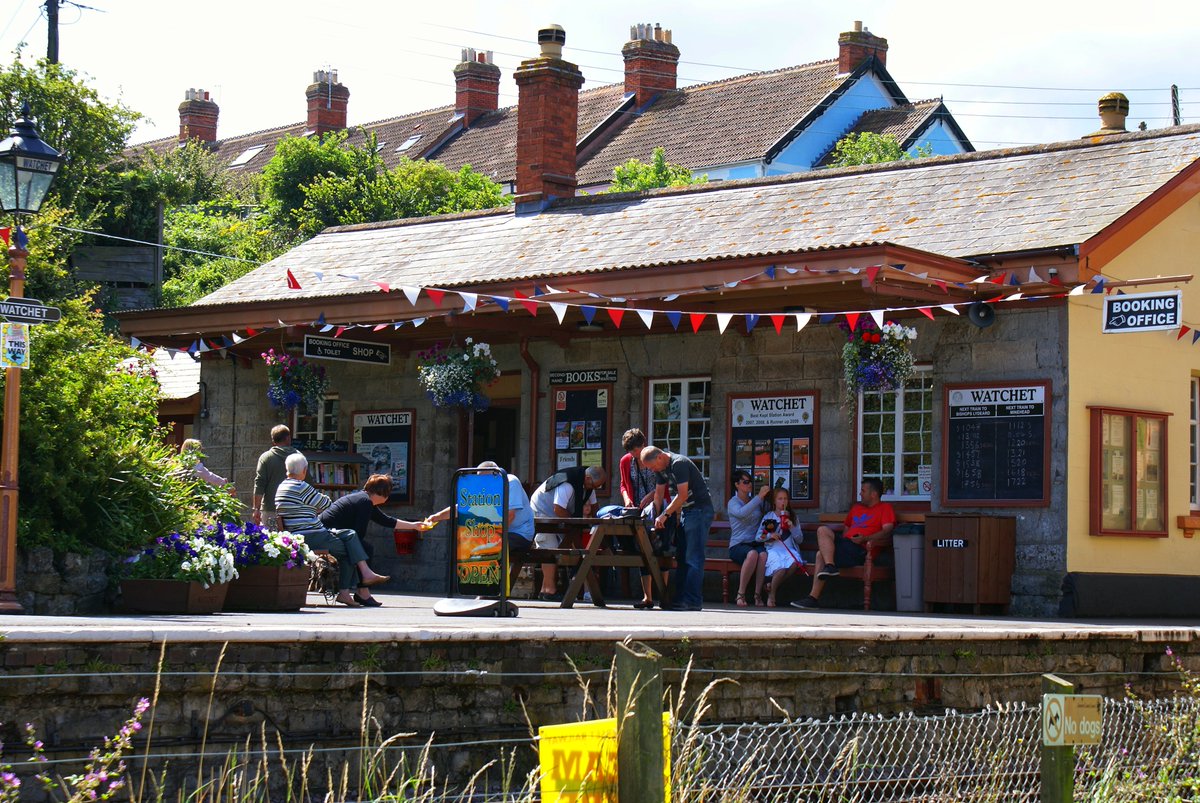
left=834, top=536, right=868, bottom=568
left=534, top=532, right=562, bottom=549
left=729, top=542, right=766, bottom=566
left=509, top=534, right=533, bottom=553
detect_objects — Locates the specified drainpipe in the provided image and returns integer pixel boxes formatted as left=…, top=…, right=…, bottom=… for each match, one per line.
left=520, top=338, right=539, bottom=486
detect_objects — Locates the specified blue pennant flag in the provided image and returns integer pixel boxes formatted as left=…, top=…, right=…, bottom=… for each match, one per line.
left=220, top=336, right=234, bottom=348
left=1009, top=273, right=1022, bottom=286
left=314, top=312, right=326, bottom=326
left=14, top=227, right=28, bottom=249
left=763, top=266, right=776, bottom=279
left=532, top=285, right=544, bottom=297
left=1091, top=278, right=1107, bottom=294
left=818, top=314, right=836, bottom=325
left=1115, top=289, right=1126, bottom=295
left=1192, top=330, right=1200, bottom=344
left=745, top=314, right=760, bottom=333
left=491, top=296, right=510, bottom=312
left=666, top=311, right=682, bottom=330
left=581, top=305, right=597, bottom=324
left=889, top=263, right=907, bottom=271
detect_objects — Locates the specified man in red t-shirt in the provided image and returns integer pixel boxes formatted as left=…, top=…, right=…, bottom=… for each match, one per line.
left=792, top=477, right=895, bottom=609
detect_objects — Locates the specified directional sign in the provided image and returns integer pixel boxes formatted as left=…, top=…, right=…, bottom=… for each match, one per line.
left=1102, top=290, right=1182, bottom=333
left=1043, top=693, right=1102, bottom=746
left=0, top=297, right=60, bottom=325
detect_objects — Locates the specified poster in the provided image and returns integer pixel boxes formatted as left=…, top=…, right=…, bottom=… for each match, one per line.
left=554, top=421, right=571, bottom=450
left=551, top=384, right=613, bottom=491
left=0, top=323, right=28, bottom=369
left=352, top=409, right=416, bottom=503
left=453, top=470, right=506, bottom=597
left=728, top=392, right=819, bottom=506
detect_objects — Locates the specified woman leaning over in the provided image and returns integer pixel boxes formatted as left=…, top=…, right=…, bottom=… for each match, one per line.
left=727, top=469, right=770, bottom=606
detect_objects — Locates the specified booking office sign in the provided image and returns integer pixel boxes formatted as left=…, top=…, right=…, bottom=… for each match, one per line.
left=1102, top=290, right=1182, bottom=333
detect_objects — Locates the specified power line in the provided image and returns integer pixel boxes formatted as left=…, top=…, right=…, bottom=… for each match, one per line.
left=51, top=224, right=260, bottom=263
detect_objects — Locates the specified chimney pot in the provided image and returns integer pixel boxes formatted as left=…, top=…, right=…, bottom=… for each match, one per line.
left=537, top=24, right=567, bottom=58
left=623, top=21, right=681, bottom=108
left=178, top=87, right=219, bottom=144
left=305, top=68, right=350, bottom=137
left=454, top=45, right=501, bottom=126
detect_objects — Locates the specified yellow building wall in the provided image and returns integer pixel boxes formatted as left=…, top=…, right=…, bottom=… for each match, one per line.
left=1067, top=195, right=1200, bottom=574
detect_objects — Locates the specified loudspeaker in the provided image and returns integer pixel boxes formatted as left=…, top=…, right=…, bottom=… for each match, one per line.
left=967, top=301, right=996, bottom=329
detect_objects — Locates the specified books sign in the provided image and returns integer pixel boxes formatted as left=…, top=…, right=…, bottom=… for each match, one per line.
left=1102, top=290, right=1181, bottom=333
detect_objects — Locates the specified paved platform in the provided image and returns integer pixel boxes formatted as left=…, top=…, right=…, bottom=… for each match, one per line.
left=0, top=592, right=1197, bottom=643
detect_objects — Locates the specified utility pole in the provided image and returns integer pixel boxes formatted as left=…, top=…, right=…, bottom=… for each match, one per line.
left=46, top=0, right=59, bottom=64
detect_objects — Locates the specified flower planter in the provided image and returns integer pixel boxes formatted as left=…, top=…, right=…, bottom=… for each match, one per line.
left=224, top=565, right=310, bottom=612
left=394, top=531, right=419, bottom=556
left=119, top=578, right=229, bottom=615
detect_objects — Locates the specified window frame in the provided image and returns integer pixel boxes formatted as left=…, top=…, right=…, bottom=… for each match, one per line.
left=293, top=393, right=340, bottom=450
left=856, top=366, right=934, bottom=502
left=1088, top=404, right=1170, bottom=538
left=1191, top=376, right=1199, bottom=510
left=646, top=376, right=712, bottom=482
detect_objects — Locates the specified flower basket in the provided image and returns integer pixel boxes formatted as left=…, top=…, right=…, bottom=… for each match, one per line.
left=394, top=530, right=419, bottom=555
left=262, top=348, right=329, bottom=413
left=225, top=565, right=310, bottom=611
left=841, top=318, right=918, bottom=395
left=118, top=578, right=229, bottom=614
left=416, top=339, right=500, bottom=411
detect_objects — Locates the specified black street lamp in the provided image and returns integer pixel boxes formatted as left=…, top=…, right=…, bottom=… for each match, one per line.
left=0, top=104, right=63, bottom=612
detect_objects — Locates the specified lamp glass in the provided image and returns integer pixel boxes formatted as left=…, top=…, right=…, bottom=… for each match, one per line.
left=0, top=161, right=14, bottom=212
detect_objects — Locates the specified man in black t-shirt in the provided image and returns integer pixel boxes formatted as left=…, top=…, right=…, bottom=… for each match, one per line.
left=641, top=446, right=715, bottom=611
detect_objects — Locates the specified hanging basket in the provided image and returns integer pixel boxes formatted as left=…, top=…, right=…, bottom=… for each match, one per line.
left=262, top=349, right=330, bottom=412
left=841, top=319, right=918, bottom=394
left=416, top=339, right=500, bottom=411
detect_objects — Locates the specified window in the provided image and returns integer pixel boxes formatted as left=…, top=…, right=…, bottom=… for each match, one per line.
left=1089, top=406, right=1168, bottom=537
left=1191, top=377, right=1199, bottom=508
left=228, top=145, right=266, bottom=167
left=648, top=378, right=711, bottom=480
left=858, top=369, right=933, bottom=500
left=294, top=394, right=340, bottom=449
left=396, top=134, right=423, bottom=153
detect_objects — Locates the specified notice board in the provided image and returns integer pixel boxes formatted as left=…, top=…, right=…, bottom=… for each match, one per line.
left=551, top=384, right=613, bottom=489
left=942, top=381, right=1050, bottom=506
left=727, top=391, right=819, bottom=507
left=352, top=409, right=416, bottom=504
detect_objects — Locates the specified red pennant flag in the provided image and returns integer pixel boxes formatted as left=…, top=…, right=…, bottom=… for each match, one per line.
left=373, top=281, right=390, bottom=293
left=426, top=289, right=445, bottom=307
left=845, top=312, right=860, bottom=331
left=934, top=280, right=948, bottom=293
left=373, top=323, right=388, bottom=331
left=606, top=308, right=625, bottom=329
left=1178, top=326, right=1191, bottom=341
left=918, top=307, right=934, bottom=320
left=689, top=313, right=706, bottom=333
left=286, top=269, right=301, bottom=290
left=770, top=314, right=785, bottom=335
left=0, top=227, right=9, bottom=247
left=335, top=326, right=346, bottom=338
left=245, top=328, right=258, bottom=337
left=865, top=265, right=881, bottom=284
left=989, top=273, right=1007, bottom=285
left=514, top=290, right=538, bottom=317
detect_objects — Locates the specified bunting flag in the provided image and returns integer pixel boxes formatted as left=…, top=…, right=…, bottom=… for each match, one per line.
left=186, top=341, right=199, bottom=355
left=1028, top=267, right=1044, bottom=284
left=313, top=271, right=324, bottom=282
left=581, top=305, right=597, bottom=324
left=763, top=266, right=776, bottom=279
left=402, top=286, right=421, bottom=305
left=372, top=281, right=391, bottom=293
left=918, top=307, right=934, bottom=320
left=638, top=309, right=655, bottom=329
left=197, top=339, right=210, bottom=353
left=334, top=327, right=346, bottom=338
left=544, top=284, right=565, bottom=295
left=1091, top=278, right=1107, bottom=294
left=939, top=304, right=961, bottom=315
left=245, top=328, right=258, bottom=337
left=865, top=265, right=881, bottom=284
left=724, top=280, right=740, bottom=289
left=794, top=312, right=811, bottom=331
left=1049, top=275, right=1064, bottom=286
left=514, top=290, right=538, bottom=317
left=745, top=313, right=760, bottom=333
left=1008, top=274, right=1022, bottom=286
left=426, top=289, right=445, bottom=307
left=130, top=336, right=141, bottom=350
left=337, top=273, right=361, bottom=281
left=666, top=311, right=682, bottom=330
left=607, top=308, right=625, bottom=329
left=412, top=318, right=426, bottom=328
left=320, top=324, right=334, bottom=333
left=770, top=314, right=785, bottom=335
left=392, top=322, right=404, bottom=329
left=549, top=302, right=568, bottom=324
left=491, top=296, right=510, bottom=312
left=1193, top=330, right=1200, bottom=345
left=818, top=314, right=835, bottom=324
left=0, top=227, right=9, bottom=246
left=314, top=313, right=326, bottom=326
left=784, top=267, right=801, bottom=274
left=845, top=312, right=860, bottom=331
left=689, top=313, right=706, bottom=333
left=716, top=313, right=733, bottom=334
left=373, top=323, right=388, bottom=332
left=662, top=294, right=680, bottom=302
left=286, top=269, right=302, bottom=290
left=460, top=292, right=478, bottom=312
left=989, top=273, right=1008, bottom=285
left=889, top=263, right=906, bottom=271
left=13, top=227, right=27, bottom=249
left=1178, top=326, right=1191, bottom=341
left=532, top=285, right=545, bottom=297
left=1004, top=292, right=1024, bottom=302
left=868, top=309, right=885, bottom=329
left=934, top=280, right=948, bottom=293
left=1069, top=284, right=1087, bottom=296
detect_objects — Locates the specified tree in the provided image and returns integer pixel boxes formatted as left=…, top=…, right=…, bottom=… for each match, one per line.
left=608, top=147, right=705, bottom=192
left=828, top=132, right=932, bottom=168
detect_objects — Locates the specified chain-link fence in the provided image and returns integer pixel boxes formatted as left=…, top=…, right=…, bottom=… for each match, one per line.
left=670, top=697, right=1200, bottom=802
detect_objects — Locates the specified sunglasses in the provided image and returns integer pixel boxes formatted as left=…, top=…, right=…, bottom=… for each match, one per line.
left=736, top=478, right=752, bottom=485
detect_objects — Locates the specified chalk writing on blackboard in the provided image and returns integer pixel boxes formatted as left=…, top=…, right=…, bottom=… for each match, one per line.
left=945, top=383, right=1048, bottom=504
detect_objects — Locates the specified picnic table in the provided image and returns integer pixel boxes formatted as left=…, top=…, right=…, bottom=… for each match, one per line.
left=528, top=516, right=670, bottom=608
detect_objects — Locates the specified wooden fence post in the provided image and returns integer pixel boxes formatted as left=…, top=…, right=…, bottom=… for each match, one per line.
left=1041, top=673, right=1074, bottom=803
left=616, top=640, right=665, bottom=803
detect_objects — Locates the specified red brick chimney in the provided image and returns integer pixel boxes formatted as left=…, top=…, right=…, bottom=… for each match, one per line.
left=622, top=23, right=680, bottom=108
left=178, top=88, right=218, bottom=144
left=454, top=48, right=501, bottom=127
left=514, top=24, right=585, bottom=209
left=837, top=21, right=888, bottom=74
left=305, top=69, right=350, bottom=137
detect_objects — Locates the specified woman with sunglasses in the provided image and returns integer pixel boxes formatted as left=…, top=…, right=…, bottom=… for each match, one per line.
left=727, top=469, right=770, bottom=606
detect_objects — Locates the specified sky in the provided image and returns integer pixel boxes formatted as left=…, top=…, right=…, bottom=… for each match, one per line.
left=0, top=0, right=1197, bottom=153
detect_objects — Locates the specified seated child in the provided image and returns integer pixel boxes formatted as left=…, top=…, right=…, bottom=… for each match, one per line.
left=758, top=487, right=805, bottom=607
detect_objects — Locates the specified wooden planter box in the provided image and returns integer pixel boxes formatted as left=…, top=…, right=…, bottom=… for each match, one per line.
left=224, top=565, right=309, bottom=612
left=119, top=579, right=229, bottom=614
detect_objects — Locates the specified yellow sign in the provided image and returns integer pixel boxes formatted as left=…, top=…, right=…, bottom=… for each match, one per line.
left=1043, top=693, right=1102, bottom=746
left=0, top=323, right=28, bottom=370
left=539, top=713, right=671, bottom=802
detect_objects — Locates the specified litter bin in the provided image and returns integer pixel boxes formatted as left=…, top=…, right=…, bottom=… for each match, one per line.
left=923, top=514, right=1016, bottom=613
left=892, top=523, right=926, bottom=612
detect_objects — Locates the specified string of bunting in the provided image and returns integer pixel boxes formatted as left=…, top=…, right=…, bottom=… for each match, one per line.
left=126, top=263, right=1196, bottom=358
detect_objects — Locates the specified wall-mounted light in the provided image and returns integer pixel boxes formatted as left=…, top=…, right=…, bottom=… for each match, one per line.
left=198, top=381, right=209, bottom=419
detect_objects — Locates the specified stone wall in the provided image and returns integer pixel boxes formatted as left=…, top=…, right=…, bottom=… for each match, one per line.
left=193, top=307, right=1068, bottom=614
left=14, top=547, right=114, bottom=615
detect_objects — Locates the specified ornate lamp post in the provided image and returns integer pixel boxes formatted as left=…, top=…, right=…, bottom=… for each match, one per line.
left=0, top=104, right=63, bottom=611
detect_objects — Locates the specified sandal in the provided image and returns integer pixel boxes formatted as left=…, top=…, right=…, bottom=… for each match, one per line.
left=736, top=592, right=748, bottom=608
left=766, top=597, right=777, bottom=608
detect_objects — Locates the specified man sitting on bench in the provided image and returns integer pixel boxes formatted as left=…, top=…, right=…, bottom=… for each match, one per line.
left=793, top=478, right=895, bottom=610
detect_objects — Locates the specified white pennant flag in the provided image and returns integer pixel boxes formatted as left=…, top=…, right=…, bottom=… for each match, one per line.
left=197, top=339, right=210, bottom=353
left=971, top=275, right=991, bottom=284
left=869, top=309, right=885, bottom=329
left=1069, top=284, right=1086, bottom=296
left=940, top=304, right=961, bottom=315
left=402, top=286, right=421, bottom=306
left=313, top=271, right=324, bottom=281
left=1028, top=267, right=1043, bottom=284
left=320, top=324, right=334, bottom=332
left=549, top=302, right=568, bottom=323
left=784, top=267, right=800, bottom=274
left=716, top=313, right=733, bottom=333
left=662, top=294, right=679, bottom=302
left=412, top=318, right=426, bottom=328
left=392, top=321, right=405, bottom=329
left=915, top=272, right=929, bottom=279
left=724, top=280, right=740, bottom=288
left=460, top=292, right=478, bottom=312
left=277, top=319, right=288, bottom=328
left=130, top=336, right=142, bottom=350
left=794, top=312, right=812, bottom=331
left=231, top=332, right=246, bottom=344
left=637, top=309, right=655, bottom=329
left=848, top=268, right=861, bottom=275
left=1004, top=292, right=1024, bottom=302
left=543, top=284, right=564, bottom=295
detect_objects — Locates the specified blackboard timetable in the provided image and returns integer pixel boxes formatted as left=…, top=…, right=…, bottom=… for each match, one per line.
left=942, top=381, right=1051, bottom=506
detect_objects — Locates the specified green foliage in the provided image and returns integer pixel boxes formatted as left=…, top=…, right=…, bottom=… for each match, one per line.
left=259, top=131, right=510, bottom=238
left=608, top=147, right=705, bottom=192
left=828, top=131, right=933, bottom=167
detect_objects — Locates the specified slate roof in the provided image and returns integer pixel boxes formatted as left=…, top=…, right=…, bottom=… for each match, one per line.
left=188, top=125, right=1200, bottom=309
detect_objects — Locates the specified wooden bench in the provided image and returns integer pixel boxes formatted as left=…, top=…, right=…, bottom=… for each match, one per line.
left=810, top=512, right=925, bottom=611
